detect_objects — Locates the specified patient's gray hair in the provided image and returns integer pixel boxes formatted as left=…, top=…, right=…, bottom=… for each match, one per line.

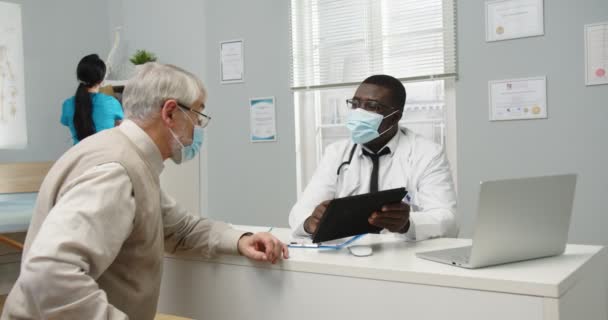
left=122, top=62, right=206, bottom=123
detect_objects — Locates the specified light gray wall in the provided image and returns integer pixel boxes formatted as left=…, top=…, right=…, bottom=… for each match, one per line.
left=0, top=0, right=111, bottom=162
left=204, top=0, right=296, bottom=227
left=115, top=0, right=207, bottom=77
left=110, top=0, right=209, bottom=215
left=456, top=0, right=608, bottom=245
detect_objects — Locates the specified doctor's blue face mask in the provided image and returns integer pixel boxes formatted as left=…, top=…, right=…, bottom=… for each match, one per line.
left=170, top=108, right=204, bottom=164
left=345, top=108, right=400, bottom=144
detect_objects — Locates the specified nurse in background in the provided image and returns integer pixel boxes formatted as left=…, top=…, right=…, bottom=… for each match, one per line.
left=61, top=54, right=123, bottom=144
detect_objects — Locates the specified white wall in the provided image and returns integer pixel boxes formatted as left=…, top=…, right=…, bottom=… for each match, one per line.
left=456, top=0, right=608, bottom=245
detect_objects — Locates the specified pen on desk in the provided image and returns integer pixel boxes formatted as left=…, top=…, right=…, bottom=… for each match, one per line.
left=288, top=242, right=320, bottom=248
left=268, top=227, right=274, bottom=232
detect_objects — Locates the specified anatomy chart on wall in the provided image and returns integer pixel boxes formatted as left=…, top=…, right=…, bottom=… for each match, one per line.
left=0, top=2, right=27, bottom=149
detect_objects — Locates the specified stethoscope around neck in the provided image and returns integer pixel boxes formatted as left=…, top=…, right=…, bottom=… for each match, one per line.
left=336, top=144, right=359, bottom=176
left=336, top=128, right=406, bottom=176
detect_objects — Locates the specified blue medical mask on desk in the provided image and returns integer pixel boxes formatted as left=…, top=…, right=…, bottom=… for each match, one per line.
left=345, top=108, right=400, bottom=144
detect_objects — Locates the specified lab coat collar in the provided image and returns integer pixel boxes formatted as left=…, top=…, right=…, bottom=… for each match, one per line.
left=119, top=120, right=165, bottom=177
left=338, top=130, right=404, bottom=197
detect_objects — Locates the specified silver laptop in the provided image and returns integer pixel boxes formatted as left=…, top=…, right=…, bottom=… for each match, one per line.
left=416, top=174, right=577, bottom=269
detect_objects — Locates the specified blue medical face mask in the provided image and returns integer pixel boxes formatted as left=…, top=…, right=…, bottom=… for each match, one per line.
left=345, top=108, right=400, bottom=144
left=170, top=109, right=204, bottom=164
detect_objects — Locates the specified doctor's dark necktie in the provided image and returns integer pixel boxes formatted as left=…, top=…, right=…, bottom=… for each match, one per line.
left=362, top=147, right=391, bottom=193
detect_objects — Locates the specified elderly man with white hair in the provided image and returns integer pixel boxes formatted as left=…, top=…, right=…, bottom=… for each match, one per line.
left=2, top=63, right=289, bottom=320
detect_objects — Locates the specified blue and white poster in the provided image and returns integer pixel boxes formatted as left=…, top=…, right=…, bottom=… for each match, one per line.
left=250, top=96, right=276, bottom=142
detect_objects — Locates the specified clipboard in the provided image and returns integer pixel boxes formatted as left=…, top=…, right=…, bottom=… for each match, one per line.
left=312, top=187, right=408, bottom=243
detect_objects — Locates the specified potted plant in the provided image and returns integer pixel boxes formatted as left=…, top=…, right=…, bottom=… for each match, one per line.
left=129, top=49, right=157, bottom=65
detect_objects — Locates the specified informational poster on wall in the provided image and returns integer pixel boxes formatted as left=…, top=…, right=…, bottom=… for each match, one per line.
left=585, top=22, right=608, bottom=86
left=250, top=96, right=276, bottom=142
left=485, top=0, right=544, bottom=42
left=0, top=2, right=27, bottom=149
left=220, top=39, right=244, bottom=84
left=488, top=76, right=547, bottom=121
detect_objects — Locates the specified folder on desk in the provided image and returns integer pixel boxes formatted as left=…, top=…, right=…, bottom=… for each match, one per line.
left=312, top=187, right=407, bottom=243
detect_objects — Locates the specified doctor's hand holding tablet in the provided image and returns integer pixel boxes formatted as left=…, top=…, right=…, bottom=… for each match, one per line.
left=304, top=199, right=411, bottom=235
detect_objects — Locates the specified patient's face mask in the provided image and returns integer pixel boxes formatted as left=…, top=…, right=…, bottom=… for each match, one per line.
left=345, top=108, right=400, bottom=144
left=170, top=108, right=204, bottom=164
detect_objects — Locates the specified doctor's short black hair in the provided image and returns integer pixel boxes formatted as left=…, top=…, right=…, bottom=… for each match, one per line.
left=362, top=75, right=407, bottom=111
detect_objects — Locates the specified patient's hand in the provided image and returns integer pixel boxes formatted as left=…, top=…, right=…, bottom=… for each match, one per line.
left=304, top=200, right=331, bottom=234
left=238, top=232, right=289, bottom=264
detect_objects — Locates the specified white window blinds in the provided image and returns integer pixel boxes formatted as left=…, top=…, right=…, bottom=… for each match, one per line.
left=290, top=0, right=457, bottom=90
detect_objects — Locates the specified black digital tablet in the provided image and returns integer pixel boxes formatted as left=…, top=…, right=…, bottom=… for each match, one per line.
left=311, top=187, right=408, bottom=243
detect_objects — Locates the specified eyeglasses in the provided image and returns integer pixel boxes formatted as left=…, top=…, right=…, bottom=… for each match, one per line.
left=177, top=103, right=212, bottom=128
left=346, top=98, right=396, bottom=113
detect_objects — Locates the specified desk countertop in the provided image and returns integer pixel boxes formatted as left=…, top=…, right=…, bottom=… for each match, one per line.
left=166, top=226, right=606, bottom=299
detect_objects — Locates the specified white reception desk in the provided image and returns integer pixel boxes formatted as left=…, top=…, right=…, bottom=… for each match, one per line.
left=158, top=227, right=607, bottom=320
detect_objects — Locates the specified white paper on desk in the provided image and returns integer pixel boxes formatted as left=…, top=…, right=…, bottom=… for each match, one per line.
left=485, top=0, right=544, bottom=42
left=585, top=22, right=608, bottom=86
left=250, top=96, right=277, bottom=142
left=488, top=76, right=547, bottom=121
left=220, top=39, right=244, bottom=84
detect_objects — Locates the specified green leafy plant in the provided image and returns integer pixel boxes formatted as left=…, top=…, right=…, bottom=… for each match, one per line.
left=129, top=49, right=157, bottom=65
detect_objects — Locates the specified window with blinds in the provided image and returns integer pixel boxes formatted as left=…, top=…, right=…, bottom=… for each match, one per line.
left=291, top=0, right=456, bottom=89
left=291, top=0, right=458, bottom=194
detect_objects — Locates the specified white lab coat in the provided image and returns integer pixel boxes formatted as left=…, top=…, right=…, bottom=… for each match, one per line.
left=289, top=128, right=458, bottom=240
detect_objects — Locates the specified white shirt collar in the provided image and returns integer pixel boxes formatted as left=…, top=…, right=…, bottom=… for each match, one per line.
left=357, top=128, right=402, bottom=157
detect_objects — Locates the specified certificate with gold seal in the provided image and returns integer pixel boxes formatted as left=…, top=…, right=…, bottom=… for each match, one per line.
left=489, top=77, right=547, bottom=121
left=485, top=0, right=544, bottom=42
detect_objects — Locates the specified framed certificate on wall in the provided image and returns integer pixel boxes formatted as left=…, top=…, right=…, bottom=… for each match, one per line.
left=485, top=0, right=544, bottom=42
left=488, top=77, right=547, bottom=121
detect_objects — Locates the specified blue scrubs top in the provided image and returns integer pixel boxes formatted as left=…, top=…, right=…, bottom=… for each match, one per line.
left=61, top=93, right=124, bottom=144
